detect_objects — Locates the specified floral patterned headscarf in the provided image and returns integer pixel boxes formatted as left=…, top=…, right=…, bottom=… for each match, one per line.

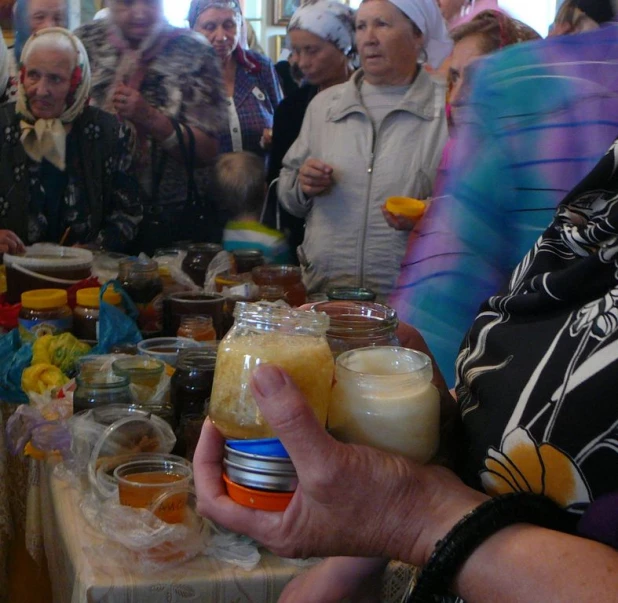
left=288, top=0, right=356, bottom=56
left=188, top=0, right=242, bottom=28
left=16, top=28, right=92, bottom=171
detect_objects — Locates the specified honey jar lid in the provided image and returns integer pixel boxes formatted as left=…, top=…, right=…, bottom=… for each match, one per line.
left=223, top=473, right=293, bottom=512
left=76, top=287, right=122, bottom=308
left=385, top=196, right=426, bottom=219
left=21, top=288, right=68, bottom=309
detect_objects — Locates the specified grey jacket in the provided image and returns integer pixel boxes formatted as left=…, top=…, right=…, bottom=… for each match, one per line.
left=277, top=69, right=448, bottom=299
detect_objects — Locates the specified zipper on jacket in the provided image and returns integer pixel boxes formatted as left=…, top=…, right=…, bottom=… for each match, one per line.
left=359, top=127, right=378, bottom=288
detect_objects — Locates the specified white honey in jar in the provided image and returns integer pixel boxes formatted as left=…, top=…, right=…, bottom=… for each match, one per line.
left=329, top=346, right=440, bottom=463
left=209, top=302, right=334, bottom=440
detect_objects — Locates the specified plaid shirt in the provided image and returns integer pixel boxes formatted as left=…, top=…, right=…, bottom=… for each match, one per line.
left=220, top=50, right=282, bottom=156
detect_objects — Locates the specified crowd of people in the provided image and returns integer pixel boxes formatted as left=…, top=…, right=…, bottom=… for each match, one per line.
left=2, top=0, right=618, bottom=600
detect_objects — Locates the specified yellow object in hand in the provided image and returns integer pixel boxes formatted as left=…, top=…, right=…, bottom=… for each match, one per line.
left=385, top=196, right=426, bottom=219
left=22, top=364, right=69, bottom=394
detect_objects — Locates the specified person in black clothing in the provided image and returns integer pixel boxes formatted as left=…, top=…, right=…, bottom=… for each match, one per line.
left=266, top=0, right=356, bottom=263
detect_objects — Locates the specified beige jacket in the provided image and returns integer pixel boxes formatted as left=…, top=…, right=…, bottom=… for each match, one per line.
left=277, top=69, right=448, bottom=299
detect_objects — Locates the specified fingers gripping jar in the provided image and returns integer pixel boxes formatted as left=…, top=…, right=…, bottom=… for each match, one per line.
left=209, top=302, right=334, bottom=440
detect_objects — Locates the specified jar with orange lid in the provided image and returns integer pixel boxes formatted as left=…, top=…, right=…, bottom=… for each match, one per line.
left=19, top=289, right=72, bottom=342
left=209, top=302, right=334, bottom=440
left=176, top=315, right=216, bottom=342
left=73, top=287, right=123, bottom=341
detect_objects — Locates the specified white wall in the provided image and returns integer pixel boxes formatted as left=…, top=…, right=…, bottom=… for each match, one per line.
left=500, top=0, right=557, bottom=36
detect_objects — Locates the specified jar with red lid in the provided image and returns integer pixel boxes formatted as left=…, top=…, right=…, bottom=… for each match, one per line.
left=251, top=265, right=306, bottom=307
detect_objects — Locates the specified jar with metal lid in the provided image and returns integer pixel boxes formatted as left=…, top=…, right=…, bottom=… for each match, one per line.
left=329, top=346, right=440, bottom=463
left=307, top=300, right=399, bottom=357
left=73, top=287, right=123, bottom=341
left=176, top=316, right=216, bottom=342
left=232, top=249, right=264, bottom=274
left=19, top=289, right=72, bottom=342
left=251, top=265, right=306, bottom=307
left=209, top=302, right=334, bottom=440
left=182, top=243, right=223, bottom=287
left=118, top=258, right=163, bottom=338
left=73, top=372, right=133, bottom=413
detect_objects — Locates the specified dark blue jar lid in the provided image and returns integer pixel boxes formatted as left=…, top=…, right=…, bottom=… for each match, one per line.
left=226, top=438, right=290, bottom=458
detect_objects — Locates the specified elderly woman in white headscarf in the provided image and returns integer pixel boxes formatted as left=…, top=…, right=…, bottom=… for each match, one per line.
left=0, top=28, right=141, bottom=253
left=277, top=0, right=451, bottom=299
left=266, top=0, right=356, bottom=263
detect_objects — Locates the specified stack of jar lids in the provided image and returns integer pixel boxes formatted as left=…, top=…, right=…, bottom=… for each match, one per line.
left=223, top=438, right=297, bottom=512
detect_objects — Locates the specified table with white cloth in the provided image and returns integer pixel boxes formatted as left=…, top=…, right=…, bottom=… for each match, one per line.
left=39, top=458, right=418, bottom=603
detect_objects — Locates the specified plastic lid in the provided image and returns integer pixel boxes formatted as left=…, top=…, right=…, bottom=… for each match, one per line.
left=226, top=438, right=290, bottom=458
left=76, top=287, right=122, bottom=308
left=87, top=413, right=177, bottom=499
left=21, top=288, right=68, bottom=309
left=4, top=245, right=93, bottom=268
left=223, top=473, right=293, bottom=512
left=385, top=196, right=426, bottom=219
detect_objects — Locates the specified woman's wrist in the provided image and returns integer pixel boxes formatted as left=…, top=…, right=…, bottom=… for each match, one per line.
left=395, top=465, right=488, bottom=567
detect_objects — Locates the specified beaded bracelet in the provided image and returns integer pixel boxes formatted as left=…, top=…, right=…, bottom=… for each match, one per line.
left=406, top=492, right=575, bottom=602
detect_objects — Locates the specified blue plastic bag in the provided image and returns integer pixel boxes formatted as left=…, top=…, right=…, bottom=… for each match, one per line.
left=0, top=329, right=32, bottom=404
left=92, top=280, right=143, bottom=354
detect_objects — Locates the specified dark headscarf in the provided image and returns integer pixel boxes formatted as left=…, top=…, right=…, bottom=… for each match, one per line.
left=576, top=0, right=615, bottom=24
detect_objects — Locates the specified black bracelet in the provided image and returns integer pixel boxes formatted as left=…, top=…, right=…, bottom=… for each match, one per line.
left=406, top=492, right=575, bottom=603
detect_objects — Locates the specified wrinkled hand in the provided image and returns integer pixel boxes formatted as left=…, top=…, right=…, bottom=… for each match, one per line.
left=0, top=229, right=25, bottom=254
left=381, top=205, right=417, bottom=231
left=299, top=158, right=334, bottom=197
left=194, top=364, right=486, bottom=566
left=112, top=83, right=152, bottom=126
left=278, top=557, right=386, bottom=603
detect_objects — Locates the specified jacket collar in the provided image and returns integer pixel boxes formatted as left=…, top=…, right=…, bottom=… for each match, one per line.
left=327, top=68, right=443, bottom=123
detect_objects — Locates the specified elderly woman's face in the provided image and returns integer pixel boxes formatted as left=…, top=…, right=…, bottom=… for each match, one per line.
left=110, top=0, right=163, bottom=44
left=289, top=29, right=348, bottom=89
left=194, top=8, right=240, bottom=60
left=356, top=0, right=421, bottom=85
left=24, top=47, right=73, bottom=119
left=28, top=0, right=68, bottom=33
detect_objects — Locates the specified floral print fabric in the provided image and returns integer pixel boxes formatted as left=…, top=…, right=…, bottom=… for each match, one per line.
left=456, top=138, right=618, bottom=533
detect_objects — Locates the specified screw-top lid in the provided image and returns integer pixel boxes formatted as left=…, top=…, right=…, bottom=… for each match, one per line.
left=21, top=288, right=68, bottom=310
left=76, top=287, right=122, bottom=308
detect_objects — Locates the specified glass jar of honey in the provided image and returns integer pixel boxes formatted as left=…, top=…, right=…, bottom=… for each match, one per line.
left=251, top=265, right=306, bottom=307
left=329, top=346, right=440, bottom=463
left=118, top=258, right=164, bottom=338
left=232, top=249, right=264, bottom=274
left=182, top=243, right=223, bottom=287
left=307, top=301, right=399, bottom=357
left=209, top=302, right=334, bottom=440
left=177, top=316, right=216, bottom=342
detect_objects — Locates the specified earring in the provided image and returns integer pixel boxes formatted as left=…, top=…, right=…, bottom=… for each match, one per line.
left=417, top=47, right=428, bottom=65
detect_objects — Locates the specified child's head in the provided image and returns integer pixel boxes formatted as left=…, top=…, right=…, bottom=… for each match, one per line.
left=214, top=151, right=266, bottom=219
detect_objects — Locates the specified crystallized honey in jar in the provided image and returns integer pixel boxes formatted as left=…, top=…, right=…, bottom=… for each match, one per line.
left=209, top=302, right=334, bottom=440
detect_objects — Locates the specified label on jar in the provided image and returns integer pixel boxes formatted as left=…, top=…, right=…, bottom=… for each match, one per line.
left=135, top=293, right=164, bottom=337
left=19, top=317, right=72, bottom=342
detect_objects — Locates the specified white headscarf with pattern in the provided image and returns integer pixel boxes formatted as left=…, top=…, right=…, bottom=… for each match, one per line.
left=289, top=0, right=356, bottom=56
left=16, top=27, right=92, bottom=171
left=388, top=0, right=453, bottom=68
